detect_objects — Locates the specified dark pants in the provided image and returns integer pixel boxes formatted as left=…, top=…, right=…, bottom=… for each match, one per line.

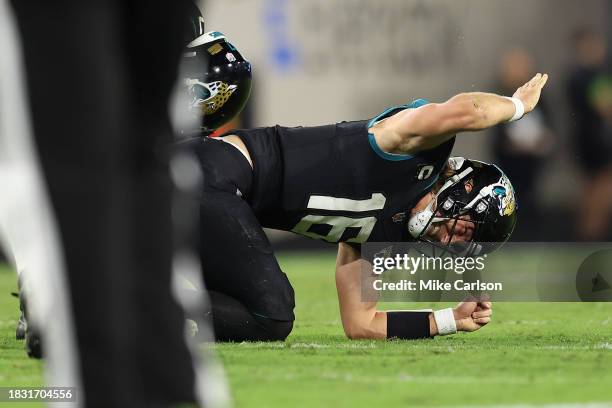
left=10, top=1, right=198, bottom=406
left=182, top=137, right=296, bottom=341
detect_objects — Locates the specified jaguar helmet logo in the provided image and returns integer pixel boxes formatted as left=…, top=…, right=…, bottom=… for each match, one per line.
left=491, top=175, right=516, bottom=217
left=187, top=79, right=237, bottom=115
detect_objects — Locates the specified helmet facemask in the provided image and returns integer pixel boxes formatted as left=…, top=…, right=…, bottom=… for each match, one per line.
left=407, top=157, right=518, bottom=258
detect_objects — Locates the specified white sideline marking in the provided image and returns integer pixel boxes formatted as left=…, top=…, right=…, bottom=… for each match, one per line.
left=505, top=320, right=551, bottom=325
left=453, top=403, right=612, bottom=408
left=261, top=371, right=558, bottom=386
left=290, top=343, right=329, bottom=349
left=234, top=342, right=379, bottom=349
left=229, top=341, right=612, bottom=352
left=540, top=343, right=612, bottom=351
left=596, top=342, right=612, bottom=350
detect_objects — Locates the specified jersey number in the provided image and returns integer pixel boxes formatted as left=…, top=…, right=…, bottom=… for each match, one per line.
left=417, top=165, right=435, bottom=180
left=291, top=194, right=386, bottom=243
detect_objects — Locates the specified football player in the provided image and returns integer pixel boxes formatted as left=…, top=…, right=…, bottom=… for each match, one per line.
left=182, top=46, right=548, bottom=341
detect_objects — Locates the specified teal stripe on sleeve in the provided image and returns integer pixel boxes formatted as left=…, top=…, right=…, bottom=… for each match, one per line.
left=367, top=98, right=430, bottom=161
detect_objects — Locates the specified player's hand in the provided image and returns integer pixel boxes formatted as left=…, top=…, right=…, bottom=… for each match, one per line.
left=512, top=73, right=549, bottom=114
left=453, top=300, right=493, bottom=332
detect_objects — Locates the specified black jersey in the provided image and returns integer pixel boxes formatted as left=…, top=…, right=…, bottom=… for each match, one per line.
left=231, top=102, right=455, bottom=246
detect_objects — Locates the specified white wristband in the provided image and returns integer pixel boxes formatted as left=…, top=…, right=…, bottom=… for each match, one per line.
left=433, top=308, right=457, bottom=336
left=505, top=97, right=525, bottom=122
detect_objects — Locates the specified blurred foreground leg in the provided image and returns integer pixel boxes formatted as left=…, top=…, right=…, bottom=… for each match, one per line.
left=6, top=0, right=219, bottom=406
left=0, top=0, right=81, bottom=405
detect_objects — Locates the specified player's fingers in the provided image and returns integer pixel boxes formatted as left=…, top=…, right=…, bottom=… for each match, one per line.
left=528, top=73, right=541, bottom=86
left=474, top=317, right=491, bottom=325
left=540, top=73, right=549, bottom=87
left=472, top=309, right=492, bottom=319
left=479, top=294, right=491, bottom=303
left=478, top=301, right=492, bottom=309
left=462, top=295, right=479, bottom=303
left=534, top=73, right=544, bottom=87
left=521, top=75, right=535, bottom=88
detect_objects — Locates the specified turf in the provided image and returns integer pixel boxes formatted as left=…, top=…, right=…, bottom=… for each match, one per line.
left=1, top=253, right=612, bottom=407
left=0, top=264, right=43, bottom=408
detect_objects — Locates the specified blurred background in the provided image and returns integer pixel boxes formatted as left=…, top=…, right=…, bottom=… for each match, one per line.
left=207, top=0, right=612, bottom=248
left=1, top=0, right=611, bottom=263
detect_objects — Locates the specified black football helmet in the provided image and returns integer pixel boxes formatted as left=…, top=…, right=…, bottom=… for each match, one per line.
left=407, top=157, right=518, bottom=256
left=180, top=31, right=252, bottom=133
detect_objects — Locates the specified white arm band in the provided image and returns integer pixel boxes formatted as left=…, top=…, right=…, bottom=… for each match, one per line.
left=433, top=308, right=457, bottom=336
left=505, top=97, right=525, bottom=122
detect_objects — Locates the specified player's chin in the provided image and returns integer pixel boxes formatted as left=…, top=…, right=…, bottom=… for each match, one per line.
left=449, top=235, right=472, bottom=244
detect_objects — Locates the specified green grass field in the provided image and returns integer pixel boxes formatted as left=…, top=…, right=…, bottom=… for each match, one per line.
left=1, top=252, right=612, bottom=407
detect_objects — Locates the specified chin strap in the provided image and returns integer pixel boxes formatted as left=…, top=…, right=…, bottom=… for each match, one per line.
left=463, top=184, right=495, bottom=211
left=407, top=197, right=436, bottom=238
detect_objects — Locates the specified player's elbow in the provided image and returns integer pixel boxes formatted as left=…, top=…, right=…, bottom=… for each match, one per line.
left=341, top=317, right=383, bottom=340
left=343, top=323, right=368, bottom=340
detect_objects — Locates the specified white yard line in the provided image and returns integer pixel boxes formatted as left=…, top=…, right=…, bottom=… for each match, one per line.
left=453, top=403, right=612, bottom=408
left=230, top=341, right=612, bottom=351
left=234, top=341, right=379, bottom=349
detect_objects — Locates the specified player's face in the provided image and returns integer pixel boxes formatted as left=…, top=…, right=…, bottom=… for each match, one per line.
left=410, top=192, right=476, bottom=244
left=425, top=216, right=475, bottom=244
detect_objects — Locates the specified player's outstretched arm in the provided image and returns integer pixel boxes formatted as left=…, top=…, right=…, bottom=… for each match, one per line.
left=371, top=73, right=549, bottom=155
left=335, top=244, right=492, bottom=340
